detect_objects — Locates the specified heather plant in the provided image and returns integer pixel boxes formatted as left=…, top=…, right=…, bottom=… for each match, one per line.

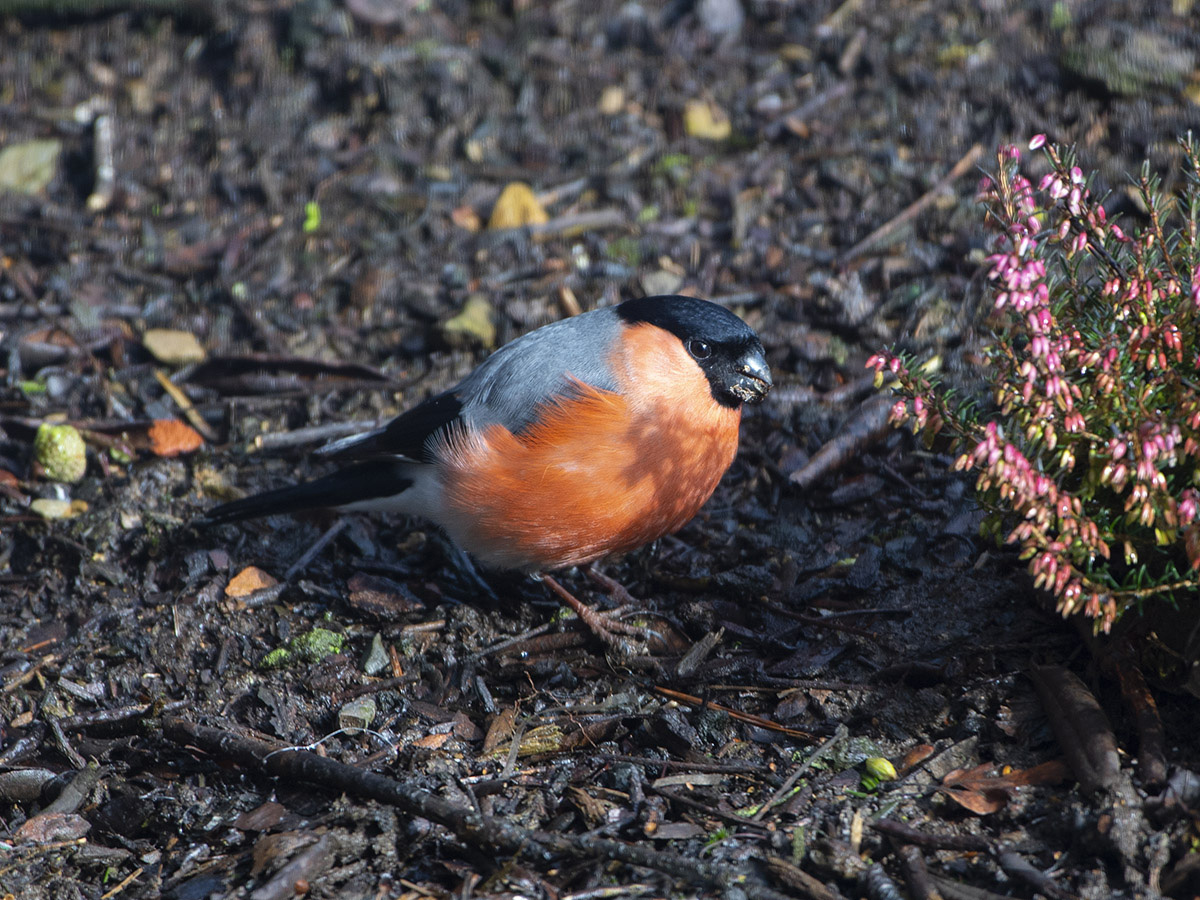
left=870, top=136, right=1200, bottom=633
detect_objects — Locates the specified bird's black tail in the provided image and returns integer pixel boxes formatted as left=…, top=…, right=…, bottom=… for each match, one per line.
left=199, top=459, right=414, bottom=525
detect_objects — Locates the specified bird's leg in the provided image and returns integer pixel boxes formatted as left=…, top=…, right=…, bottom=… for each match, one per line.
left=538, top=573, right=647, bottom=654
left=583, top=566, right=638, bottom=607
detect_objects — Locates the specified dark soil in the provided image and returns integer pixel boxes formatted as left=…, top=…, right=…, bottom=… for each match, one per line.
left=2, top=2, right=1199, bottom=899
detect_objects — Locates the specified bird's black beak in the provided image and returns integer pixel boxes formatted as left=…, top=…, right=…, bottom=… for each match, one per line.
left=731, top=350, right=772, bottom=404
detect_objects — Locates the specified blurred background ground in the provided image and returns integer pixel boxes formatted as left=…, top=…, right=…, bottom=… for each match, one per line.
left=1, top=1, right=1199, bottom=898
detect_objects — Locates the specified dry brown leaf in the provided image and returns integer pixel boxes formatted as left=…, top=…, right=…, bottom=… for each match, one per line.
left=412, top=732, right=451, bottom=750
left=940, top=763, right=1012, bottom=814
left=483, top=708, right=518, bottom=756
left=148, top=419, right=204, bottom=457
left=684, top=99, right=732, bottom=140
left=450, top=204, right=482, bottom=231
left=226, top=566, right=279, bottom=598
left=488, top=182, right=549, bottom=229
left=939, top=760, right=1069, bottom=815
left=1003, top=759, right=1071, bottom=786
left=899, top=743, right=936, bottom=772
left=15, top=811, right=91, bottom=844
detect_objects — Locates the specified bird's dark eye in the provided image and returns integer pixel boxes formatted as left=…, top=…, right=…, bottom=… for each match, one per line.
left=688, top=339, right=712, bottom=360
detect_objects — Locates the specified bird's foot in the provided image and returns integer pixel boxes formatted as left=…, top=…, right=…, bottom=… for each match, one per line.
left=539, top=573, right=656, bottom=657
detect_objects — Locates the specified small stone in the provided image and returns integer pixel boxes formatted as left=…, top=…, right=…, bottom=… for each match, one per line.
left=697, top=0, right=744, bottom=40
left=338, top=696, right=377, bottom=732
left=34, top=423, right=87, bottom=483
left=31, top=498, right=87, bottom=520
left=641, top=270, right=683, bottom=297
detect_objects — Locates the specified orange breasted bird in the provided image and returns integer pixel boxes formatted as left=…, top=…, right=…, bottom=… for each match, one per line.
left=202, top=295, right=772, bottom=647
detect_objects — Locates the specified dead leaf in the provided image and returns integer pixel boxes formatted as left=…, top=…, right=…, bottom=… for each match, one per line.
left=450, top=204, right=481, bottom=231
left=250, top=831, right=318, bottom=878
left=0, top=138, right=61, bottom=195
left=15, top=811, right=91, bottom=843
left=940, top=763, right=1011, bottom=814
left=483, top=708, right=518, bottom=756
left=148, top=419, right=204, bottom=457
left=143, top=328, right=206, bottom=365
left=412, top=732, right=450, bottom=750
left=899, top=743, right=936, bottom=772
left=488, top=182, right=549, bottom=229
left=233, top=801, right=291, bottom=832
left=939, top=760, right=1070, bottom=815
left=568, top=786, right=613, bottom=825
left=684, top=99, right=732, bottom=140
left=599, top=85, right=625, bottom=114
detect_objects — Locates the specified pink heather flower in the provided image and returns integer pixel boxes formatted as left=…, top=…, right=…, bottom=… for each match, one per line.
left=1181, top=491, right=1199, bottom=525
left=1029, top=134, right=1047, bottom=150
left=889, top=400, right=908, bottom=424
left=1070, top=166, right=1084, bottom=184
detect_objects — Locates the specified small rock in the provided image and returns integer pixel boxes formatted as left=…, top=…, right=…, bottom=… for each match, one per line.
left=34, top=423, right=87, bottom=483
left=338, top=696, right=377, bottom=732
left=31, top=498, right=87, bottom=520
left=641, top=269, right=683, bottom=297
left=697, top=0, right=744, bottom=41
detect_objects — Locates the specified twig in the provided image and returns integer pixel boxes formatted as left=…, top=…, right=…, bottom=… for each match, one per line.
left=161, top=717, right=796, bottom=900
left=789, top=393, right=894, bottom=491
left=1105, top=648, right=1166, bottom=790
left=652, top=687, right=816, bottom=739
left=1029, top=665, right=1120, bottom=795
left=895, top=845, right=935, bottom=900
left=254, top=419, right=384, bottom=452
left=839, top=143, right=984, bottom=264
left=751, top=725, right=848, bottom=822
left=153, top=369, right=218, bottom=442
left=99, top=866, right=144, bottom=900
left=996, top=849, right=1076, bottom=900
left=869, top=818, right=990, bottom=853
left=86, top=113, right=116, bottom=213
left=285, top=519, right=347, bottom=580
left=527, top=209, right=629, bottom=241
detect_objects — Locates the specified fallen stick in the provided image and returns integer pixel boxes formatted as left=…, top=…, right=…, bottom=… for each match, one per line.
left=161, top=717, right=796, bottom=900
left=839, top=143, right=984, bottom=264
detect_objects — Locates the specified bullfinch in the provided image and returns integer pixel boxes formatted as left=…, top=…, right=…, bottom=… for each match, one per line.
left=203, top=294, right=772, bottom=647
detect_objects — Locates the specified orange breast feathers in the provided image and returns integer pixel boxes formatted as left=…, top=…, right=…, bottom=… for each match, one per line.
left=435, top=322, right=743, bottom=572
